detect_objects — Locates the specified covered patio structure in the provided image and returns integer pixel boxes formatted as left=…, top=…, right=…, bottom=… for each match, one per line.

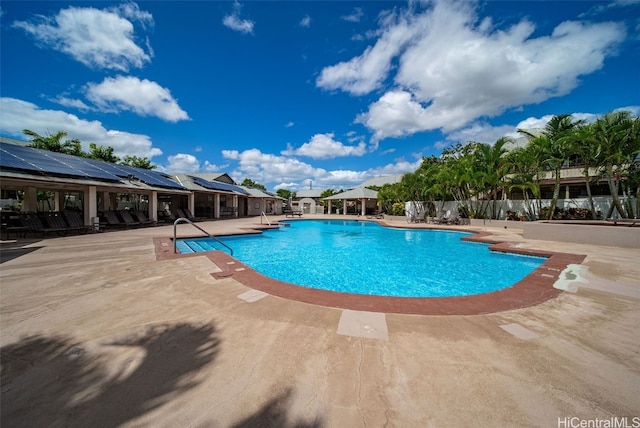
left=324, top=187, right=379, bottom=216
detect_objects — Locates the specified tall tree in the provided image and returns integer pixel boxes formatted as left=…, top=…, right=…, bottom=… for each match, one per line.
left=276, top=189, right=294, bottom=200
left=87, top=143, right=120, bottom=163
left=121, top=155, right=156, bottom=169
left=503, top=146, right=541, bottom=220
left=23, top=129, right=77, bottom=154
left=592, top=111, right=640, bottom=218
left=565, top=124, right=600, bottom=218
left=519, top=114, right=583, bottom=220
left=240, top=178, right=266, bottom=191
left=376, top=183, right=402, bottom=214
left=473, top=138, right=511, bottom=219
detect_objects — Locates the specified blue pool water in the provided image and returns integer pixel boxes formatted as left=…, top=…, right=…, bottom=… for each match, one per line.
left=176, top=219, right=544, bottom=297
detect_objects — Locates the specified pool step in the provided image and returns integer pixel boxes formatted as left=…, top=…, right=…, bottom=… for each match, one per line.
left=175, top=240, right=195, bottom=254
left=176, top=239, right=221, bottom=253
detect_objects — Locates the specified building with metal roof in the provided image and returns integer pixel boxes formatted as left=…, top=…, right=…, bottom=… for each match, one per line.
left=0, top=141, right=284, bottom=230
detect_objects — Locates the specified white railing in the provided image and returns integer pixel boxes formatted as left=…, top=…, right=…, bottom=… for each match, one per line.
left=260, top=211, right=271, bottom=225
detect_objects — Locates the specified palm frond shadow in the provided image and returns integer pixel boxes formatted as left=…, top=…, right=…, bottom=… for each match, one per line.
left=1, top=322, right=220, bottom=427
left=232, top=388, right=324, bottom=428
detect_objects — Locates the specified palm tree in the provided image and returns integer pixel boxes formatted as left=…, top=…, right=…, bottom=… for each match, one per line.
left=474, top=138, right=511, bottom=219
left=565, top=124, right=600, bottom=218
left=23, top=129, right=69, bottom=153
left=519, top=114, right=583, bottom=220
left=591, top=111, right=640, bottom=218
left=121, top=155, right=156, bottom=170
left=503, top=145, right=543, bottom=220
left=399, top=171, right=427, bottom=219
left=87, top=143, right=120, bottom=163
left=376, top=183, right=402, bottom=214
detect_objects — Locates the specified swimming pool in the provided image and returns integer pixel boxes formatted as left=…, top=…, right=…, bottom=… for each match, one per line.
left=176, top=219, right=545, bottom=298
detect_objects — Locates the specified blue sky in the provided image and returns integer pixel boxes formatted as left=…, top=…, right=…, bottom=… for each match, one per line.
left=1, top=0, right=638, bottom=192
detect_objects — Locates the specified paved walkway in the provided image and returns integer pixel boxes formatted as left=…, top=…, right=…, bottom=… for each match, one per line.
left=1, top=215, right=639, bottom=427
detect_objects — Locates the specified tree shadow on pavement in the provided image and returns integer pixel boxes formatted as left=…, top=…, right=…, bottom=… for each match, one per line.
left=231, top=388, right=324, bottom=428
left=1, top=322, right=220, bottom=427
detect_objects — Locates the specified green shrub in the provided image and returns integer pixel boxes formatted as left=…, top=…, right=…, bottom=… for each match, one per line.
left=391, top=202, right=405, bottom=216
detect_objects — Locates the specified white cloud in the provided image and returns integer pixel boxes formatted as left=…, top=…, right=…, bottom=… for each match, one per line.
left=316, top=12, right=415, bottom=95
left=0, top=97, right=162, bottom=158
left=222, top=148, right=324, bottom=184
left=85, top=76, right=189, bottom=122
left=341, top=7, right=364, bottom=23
left=115, top=2, right=153, bottom=28
left=12, top=3, right=153, bottom=71
left=355, top=90, right=425, bottom=141
left=223, top=1, right=254, bottom=34
left=320, top=1, right=626, bottom=140
left=514, top=115, right=556, bottom=132
left=614, top=105, right=640, bottom=116
left=219, top=147, right=419, bottom=191
left=300, top=14, right=311, bottom=28
left=285, top=121, right=294, bottom=128
left=165, top=153, right=199, bottom=173
left=367, top=157, right=423, bottom=177
left=203, top=160, right=227, bottom=172
left=580, top=0, right=640, bottom=18
left=52, top=96, right=91, bottom=111
left=446, top=122, right=517, bottom=145
left=282, top=133, right=367, bottom=159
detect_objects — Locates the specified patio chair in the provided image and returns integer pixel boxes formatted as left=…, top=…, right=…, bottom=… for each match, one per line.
left=176, top=208, right=200, bottom=222
left=430, top=212, right=447, bottom=224
left=101, top=211, right=126, bottom=229
left=20, top=213, right=69, bottom=237
left=44, top=211, right=88, bottom=234
left=158, top=206, right=176, bottom=223
left=184, top=207, right=205, bottom=221
left=118, top=210, right=141, bottom=227
left=62, top=211, right=94, bottom=233
left=132, top=210, right=157, bottom=226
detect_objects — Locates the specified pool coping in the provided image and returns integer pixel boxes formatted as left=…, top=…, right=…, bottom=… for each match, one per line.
left=153, top=222, right=586, bottom=315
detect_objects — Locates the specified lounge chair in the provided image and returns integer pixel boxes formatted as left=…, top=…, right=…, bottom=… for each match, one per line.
left=101, top=211, right=126, bottom=229
left=45, top=211, right=89, bottom=234
left=176, top=208, right=201, bottom=222
left=366, top=210, right=384, bottom=219
left=430, top=213, right=446, bottom=224
left=176, top=208, right=190, bottom=220
left=62, top=211, right=94, bottom=233
left=20, top=213, right=69, bottom=237
left=132, top=210, right=157, bottom=226
left=159, top=207, right=176, bottom=223
left=184, top=207, right=205, bottom=221
left=118, top=210, right=141, bottom=227
left=220, top=207, right=237, bottom=218
left=284, top=209, right=303, bottom=218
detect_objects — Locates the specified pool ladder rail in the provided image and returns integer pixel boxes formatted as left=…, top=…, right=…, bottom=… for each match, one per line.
left=260, top=211, right=271, bottom=225
left=173, top=217, right=233, bottom=255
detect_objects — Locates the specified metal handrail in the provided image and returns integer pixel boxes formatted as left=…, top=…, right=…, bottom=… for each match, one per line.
left=260, top=211, right=271, bottom=225
left=173, top=217, right=233, bottom=255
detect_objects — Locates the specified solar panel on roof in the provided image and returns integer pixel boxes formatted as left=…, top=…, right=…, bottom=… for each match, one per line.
left=133, top=169, right=185, bottom=189
left=111, top=164, right=185, bottom=189
left=0, top=142, right=184, bottom=188
left=190, top=176, right=249, bottom=194
left=0, top=146, right=47, bottom=172
left=0, top=143, right=113, bottom=179
left=40, top=150, right=122, bottom=181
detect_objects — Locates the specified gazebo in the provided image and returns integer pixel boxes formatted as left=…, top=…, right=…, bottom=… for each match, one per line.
left=324, top=187, right=379, bottom=216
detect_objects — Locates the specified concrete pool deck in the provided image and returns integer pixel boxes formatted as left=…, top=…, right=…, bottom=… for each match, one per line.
left=1, top=215, right=639, bottom=426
